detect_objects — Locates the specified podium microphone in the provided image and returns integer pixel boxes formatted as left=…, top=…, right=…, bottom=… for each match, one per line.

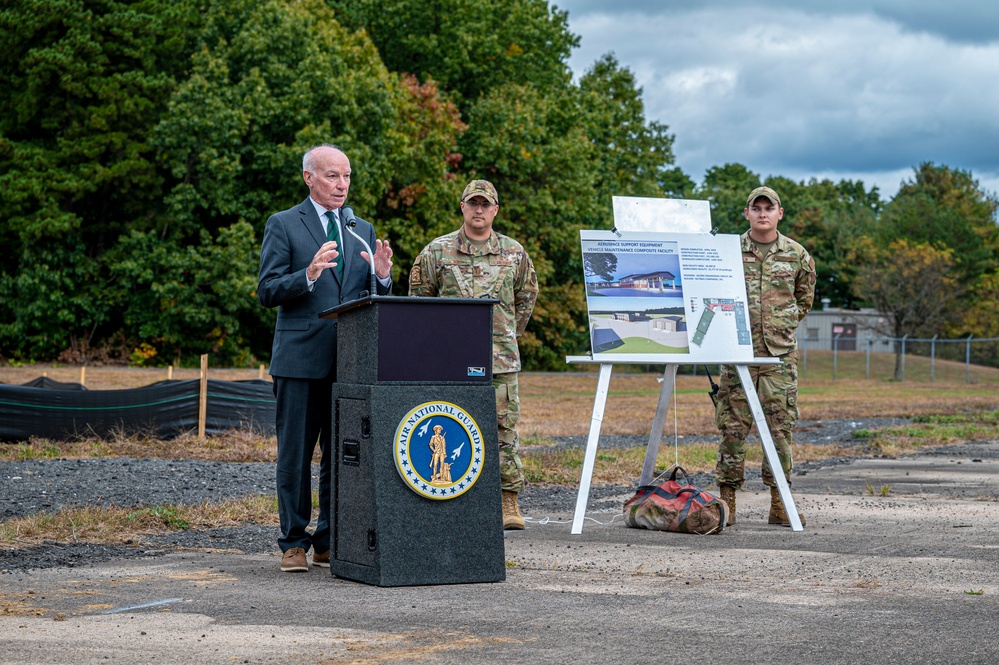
left=340, top=205, right=378, bottom=298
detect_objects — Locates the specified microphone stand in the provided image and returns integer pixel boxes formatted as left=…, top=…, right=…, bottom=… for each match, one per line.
left=339, top=205, right=378, bottom=298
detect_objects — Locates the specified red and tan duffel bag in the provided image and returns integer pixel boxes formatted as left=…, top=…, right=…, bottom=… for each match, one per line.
left=623, top=466, right=728, bottom=535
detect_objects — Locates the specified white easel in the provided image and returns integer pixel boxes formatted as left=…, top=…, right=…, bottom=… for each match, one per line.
left=564, top=356, right=803, bottom=533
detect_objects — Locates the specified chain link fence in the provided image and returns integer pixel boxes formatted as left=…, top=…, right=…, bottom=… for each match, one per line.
left=799, top=335, right=999, bottom=382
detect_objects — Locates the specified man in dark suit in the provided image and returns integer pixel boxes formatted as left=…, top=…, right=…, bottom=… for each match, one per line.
left=258, top=144, right=393, bottom=572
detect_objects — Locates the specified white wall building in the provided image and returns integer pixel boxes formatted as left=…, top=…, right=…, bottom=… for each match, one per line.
left=799, top=299, right=890, bottom=351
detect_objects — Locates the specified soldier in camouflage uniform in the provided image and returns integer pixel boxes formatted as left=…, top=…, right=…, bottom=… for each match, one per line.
left=409, top=180, right=539, bottom=530
left=715, top=186, right=816, bottom=527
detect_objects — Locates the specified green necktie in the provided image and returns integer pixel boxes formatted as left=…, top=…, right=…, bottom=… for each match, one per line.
left=325, top=210, right=343, bottom=278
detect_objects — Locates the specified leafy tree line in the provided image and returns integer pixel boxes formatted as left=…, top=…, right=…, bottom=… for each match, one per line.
left=1, top=0, right=996, bottom=370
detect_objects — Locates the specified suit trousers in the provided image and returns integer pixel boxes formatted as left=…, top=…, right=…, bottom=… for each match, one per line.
left=273, top=374, right=333, bottom=553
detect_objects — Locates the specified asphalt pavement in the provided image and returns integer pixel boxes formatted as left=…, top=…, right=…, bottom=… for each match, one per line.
left=2, top=443, right=997, bottom=665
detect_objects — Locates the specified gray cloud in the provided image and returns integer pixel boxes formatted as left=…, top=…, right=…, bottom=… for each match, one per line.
left=564, top=1, right=999, bottom=196
left=561, top=1, right=999, bottom=44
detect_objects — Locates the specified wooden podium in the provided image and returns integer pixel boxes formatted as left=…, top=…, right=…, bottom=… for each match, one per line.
left=320, top=296, right=506, bottom=586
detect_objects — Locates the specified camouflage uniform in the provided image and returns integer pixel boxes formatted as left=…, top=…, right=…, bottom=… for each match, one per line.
left=715, top=230, right=816, bottom=488
left=409, top=227, right=539, bottom=492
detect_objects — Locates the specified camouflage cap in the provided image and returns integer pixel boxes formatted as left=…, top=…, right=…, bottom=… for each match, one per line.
left=746, top=186, right=781, bottom=207
left=461, top=179, right=499, bottom=205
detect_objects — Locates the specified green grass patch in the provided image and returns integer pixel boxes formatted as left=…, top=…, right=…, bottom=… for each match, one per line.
left=132, top=506, right=191, bottom=530
left=6, top=440, right=115, bottom=461
left=875, top=422, right=998, bottom=444
left=912, top=411, right=999, bottom=425
left=848, top=411, right=999, bottom=451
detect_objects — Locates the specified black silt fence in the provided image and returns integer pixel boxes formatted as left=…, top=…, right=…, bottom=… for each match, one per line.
left=0, top=378, right=275, bottom=442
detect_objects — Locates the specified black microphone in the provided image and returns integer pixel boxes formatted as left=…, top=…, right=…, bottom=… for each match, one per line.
left=340, top=205, right=378, bottom=297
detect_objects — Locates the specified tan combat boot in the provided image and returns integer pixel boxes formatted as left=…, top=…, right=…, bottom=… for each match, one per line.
left=768, top=486, right=806, bottom=527
left=501, top=490, right=525, bottom=530
left=719, top=484, right=737, bottom=526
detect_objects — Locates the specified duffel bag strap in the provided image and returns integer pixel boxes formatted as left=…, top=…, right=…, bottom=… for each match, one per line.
left=668, top=465, right=691, bottom=486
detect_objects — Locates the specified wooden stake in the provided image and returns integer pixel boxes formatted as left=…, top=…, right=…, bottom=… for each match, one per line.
left=80, top=366, right=86, bottom=386
left=198, top=354, right=208, bottom=438
left=168, top=365, right=173, bottom=380
left=259, top=363, right=265, bottom=379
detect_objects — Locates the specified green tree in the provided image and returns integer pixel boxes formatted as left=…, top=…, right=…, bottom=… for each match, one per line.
left=459, top=83, right=599, bottom=367
left=363, top=74, right=467, bottom=271
left=953, top=272, right=999, bottom=367
left=877, top=163, right=999, bottom=285
left=577, top=54, right=680, bottom=203
left=324, top=1, right=692, bottom=368
left=0, top=0, right=708, bottom=369
left=0, top=0, right=466, bottom=364
left=660, top=167, right=698, bottom=199
left=328, top=0, right=578, bottom=104
left=690, top=170, right=883, bottom=309
left=104, top=223, right=263, bottom=366
left=0, top=0, right=201, bottom=360
left=853, top=239, right=959, bottom=380
left=150, top=0, right=465, bottom=362
left=154, top=0, right=413, bottom=241
left=0, top=240, right=105, bottom=361
left=694, top=163, right=761, bottom=234
left=771, top=176, right=881, bottom=309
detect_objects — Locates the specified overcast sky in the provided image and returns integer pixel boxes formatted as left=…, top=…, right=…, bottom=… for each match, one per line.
left=563, top=0, right=999, bottom=201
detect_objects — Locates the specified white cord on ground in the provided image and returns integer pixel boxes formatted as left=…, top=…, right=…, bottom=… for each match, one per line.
left=523, top=513, right=625, bottom=527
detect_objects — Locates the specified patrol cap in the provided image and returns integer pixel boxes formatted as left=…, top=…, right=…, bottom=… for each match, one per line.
left=461, top=179, right=499, bottom=205
left=746, top=186, right=781, bottom=207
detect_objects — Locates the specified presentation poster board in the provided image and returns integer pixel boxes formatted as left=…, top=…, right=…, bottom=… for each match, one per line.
left=580, top=230, right=753, bottom=363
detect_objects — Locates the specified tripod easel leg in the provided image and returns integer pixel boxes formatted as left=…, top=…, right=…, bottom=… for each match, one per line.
left=734, top=364, right=802, bottom=531
left=571, top=363, right=613, bottom=534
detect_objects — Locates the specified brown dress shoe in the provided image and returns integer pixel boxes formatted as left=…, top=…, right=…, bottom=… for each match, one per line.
left=280, top=546, right=309, bottom=572
left=312, top=549, right=331, bottom=568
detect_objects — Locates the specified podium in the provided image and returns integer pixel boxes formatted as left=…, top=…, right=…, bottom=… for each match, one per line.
left=320, top=296, right=506, bottom=586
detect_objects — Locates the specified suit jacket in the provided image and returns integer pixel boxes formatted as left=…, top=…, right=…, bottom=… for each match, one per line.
left=258, top=196, right=393, bottom=379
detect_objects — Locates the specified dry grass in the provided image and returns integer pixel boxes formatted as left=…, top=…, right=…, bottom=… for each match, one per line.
left=0, top=364, right=270, bottom=390
left=853, top=574, right=881, bottom=589
left=2, top=359, right=997, bottom=462
left=1, top=428, right=279, bottom=463
left=516, top=357, right=998, bottom=486
left=522, top=440, right=857, bottom=485
left=0, top=496, right=283, bottom=547
left=519, top=369, right=999, bottom=437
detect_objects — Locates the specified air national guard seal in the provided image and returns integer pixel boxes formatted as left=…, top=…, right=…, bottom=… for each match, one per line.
left=394, top=401, right=485, bottom=500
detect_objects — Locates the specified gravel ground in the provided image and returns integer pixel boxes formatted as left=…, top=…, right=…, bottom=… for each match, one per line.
left=0, top=417, right=911, bottom=573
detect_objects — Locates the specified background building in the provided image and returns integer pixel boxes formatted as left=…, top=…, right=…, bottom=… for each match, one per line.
left=799, top=299, right=889, bottom=351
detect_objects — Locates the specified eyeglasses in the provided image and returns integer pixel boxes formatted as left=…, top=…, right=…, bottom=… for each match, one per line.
left=463, top=200, right=495, bottom=211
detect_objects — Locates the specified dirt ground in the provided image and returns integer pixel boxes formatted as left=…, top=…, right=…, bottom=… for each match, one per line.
left=2, top=441, right=997, bottom=664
